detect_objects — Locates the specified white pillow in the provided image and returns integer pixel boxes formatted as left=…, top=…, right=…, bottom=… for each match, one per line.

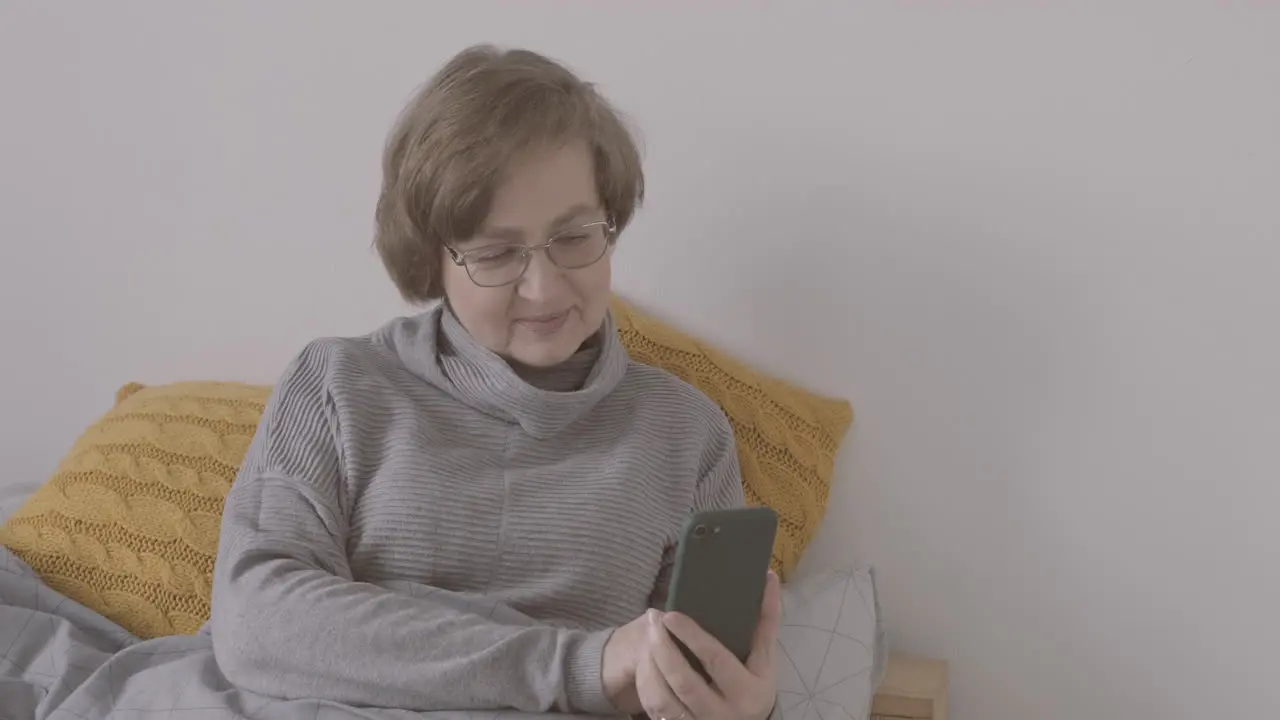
left=776, top=567, right=886, bottom=720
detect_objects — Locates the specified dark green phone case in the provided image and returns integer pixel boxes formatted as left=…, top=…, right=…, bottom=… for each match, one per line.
left=664, top=507, right=778, bottom=674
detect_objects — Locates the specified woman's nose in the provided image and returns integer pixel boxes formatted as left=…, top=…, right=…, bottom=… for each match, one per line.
left=517, top=249, right=565, bottom=299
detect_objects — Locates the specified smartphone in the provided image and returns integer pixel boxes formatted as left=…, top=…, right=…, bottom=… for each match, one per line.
left=664, top=507, right=778, bottom=673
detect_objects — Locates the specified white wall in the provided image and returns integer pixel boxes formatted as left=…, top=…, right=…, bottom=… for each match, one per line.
left=2, top=2, right=1277, bottom=718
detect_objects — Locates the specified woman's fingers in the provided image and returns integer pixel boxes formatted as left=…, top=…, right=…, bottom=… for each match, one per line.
left=657, top=610, right=751, bottom=708
left=637, top=648, right=691, bottom=720
left=648, top=609, right=725, bottom=717
left=657, top=572, right=782, bottom=720
left=746, top=570, right=782, bottom=678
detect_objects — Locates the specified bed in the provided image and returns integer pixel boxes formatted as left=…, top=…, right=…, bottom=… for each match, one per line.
left=0, top=540, right=893, bottom=720
left=1, top=472, right=940, bottom=720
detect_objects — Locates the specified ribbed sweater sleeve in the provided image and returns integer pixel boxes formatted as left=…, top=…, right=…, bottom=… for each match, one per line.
left=209, top=344, right=617, bottom=714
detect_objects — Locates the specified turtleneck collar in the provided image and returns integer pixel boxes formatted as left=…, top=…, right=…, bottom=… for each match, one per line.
left=384, top=303, right=629, bottom=439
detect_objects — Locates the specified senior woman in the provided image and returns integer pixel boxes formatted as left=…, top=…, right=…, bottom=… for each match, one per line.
left=209, top=45, right=779, bottom=720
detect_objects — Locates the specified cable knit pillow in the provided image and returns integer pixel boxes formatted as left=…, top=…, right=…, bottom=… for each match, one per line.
left=611, top=296, right=853, bottom=577
left=0, top=299, right=851, bottom=638
left=0, top=381, right=269, bottom=638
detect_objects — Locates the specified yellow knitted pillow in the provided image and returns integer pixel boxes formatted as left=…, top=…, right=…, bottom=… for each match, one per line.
left=0, top=300, right=851, bottom=639
left=0, top=382, right=271, bottom=638
left=611, top=297, right=853, bottom=578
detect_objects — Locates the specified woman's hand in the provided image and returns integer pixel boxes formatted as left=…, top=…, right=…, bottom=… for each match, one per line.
left=602, top=612, right=651, bottom=714
left=636, top=571, right=781, bottom=720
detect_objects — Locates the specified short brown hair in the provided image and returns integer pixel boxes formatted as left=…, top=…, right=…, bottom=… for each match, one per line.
left=374, top=45, right=645, bottom=303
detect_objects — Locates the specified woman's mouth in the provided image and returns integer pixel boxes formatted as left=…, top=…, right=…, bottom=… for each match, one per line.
left=514, top=310, right=571, bottom=336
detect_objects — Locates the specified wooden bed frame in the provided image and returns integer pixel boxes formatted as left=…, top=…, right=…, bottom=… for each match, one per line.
left=871, top=655, right=949, bottom=720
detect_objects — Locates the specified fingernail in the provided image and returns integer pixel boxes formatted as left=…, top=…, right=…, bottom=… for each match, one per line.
left=647, top=608, right=662, bottom=626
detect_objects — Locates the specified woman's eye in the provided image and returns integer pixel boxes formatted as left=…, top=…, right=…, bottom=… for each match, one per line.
left=557, top=233, right=590, bottom=245
left=474, top=247, right=521, bottom=264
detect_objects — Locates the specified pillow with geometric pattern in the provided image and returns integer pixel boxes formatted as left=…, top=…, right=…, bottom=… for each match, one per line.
left=777, top=567, right=886, bottom=720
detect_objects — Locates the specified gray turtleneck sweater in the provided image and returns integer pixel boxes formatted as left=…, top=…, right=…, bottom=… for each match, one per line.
left=209, top=304, right=746, bottom=715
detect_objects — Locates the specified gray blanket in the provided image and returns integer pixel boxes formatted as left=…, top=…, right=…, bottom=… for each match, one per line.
left=0, top=548, right=589, bottom=720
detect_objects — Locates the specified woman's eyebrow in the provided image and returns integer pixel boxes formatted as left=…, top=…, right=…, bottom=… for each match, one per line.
left=479, top=203, right=601, bottom=240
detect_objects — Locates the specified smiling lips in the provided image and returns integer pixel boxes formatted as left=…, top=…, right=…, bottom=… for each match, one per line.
left=515, top=310, right=571, bottom=336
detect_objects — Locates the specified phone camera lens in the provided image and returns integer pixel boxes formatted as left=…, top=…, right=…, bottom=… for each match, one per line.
left=693, top=524, right=707, bottom=538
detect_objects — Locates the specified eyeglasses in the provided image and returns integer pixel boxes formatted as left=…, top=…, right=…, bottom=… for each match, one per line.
left=446, top=219, right=617, bottom=288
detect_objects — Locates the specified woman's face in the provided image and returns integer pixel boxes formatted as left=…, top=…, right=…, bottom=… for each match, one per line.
left=441, top=140, right=614, bottom=368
